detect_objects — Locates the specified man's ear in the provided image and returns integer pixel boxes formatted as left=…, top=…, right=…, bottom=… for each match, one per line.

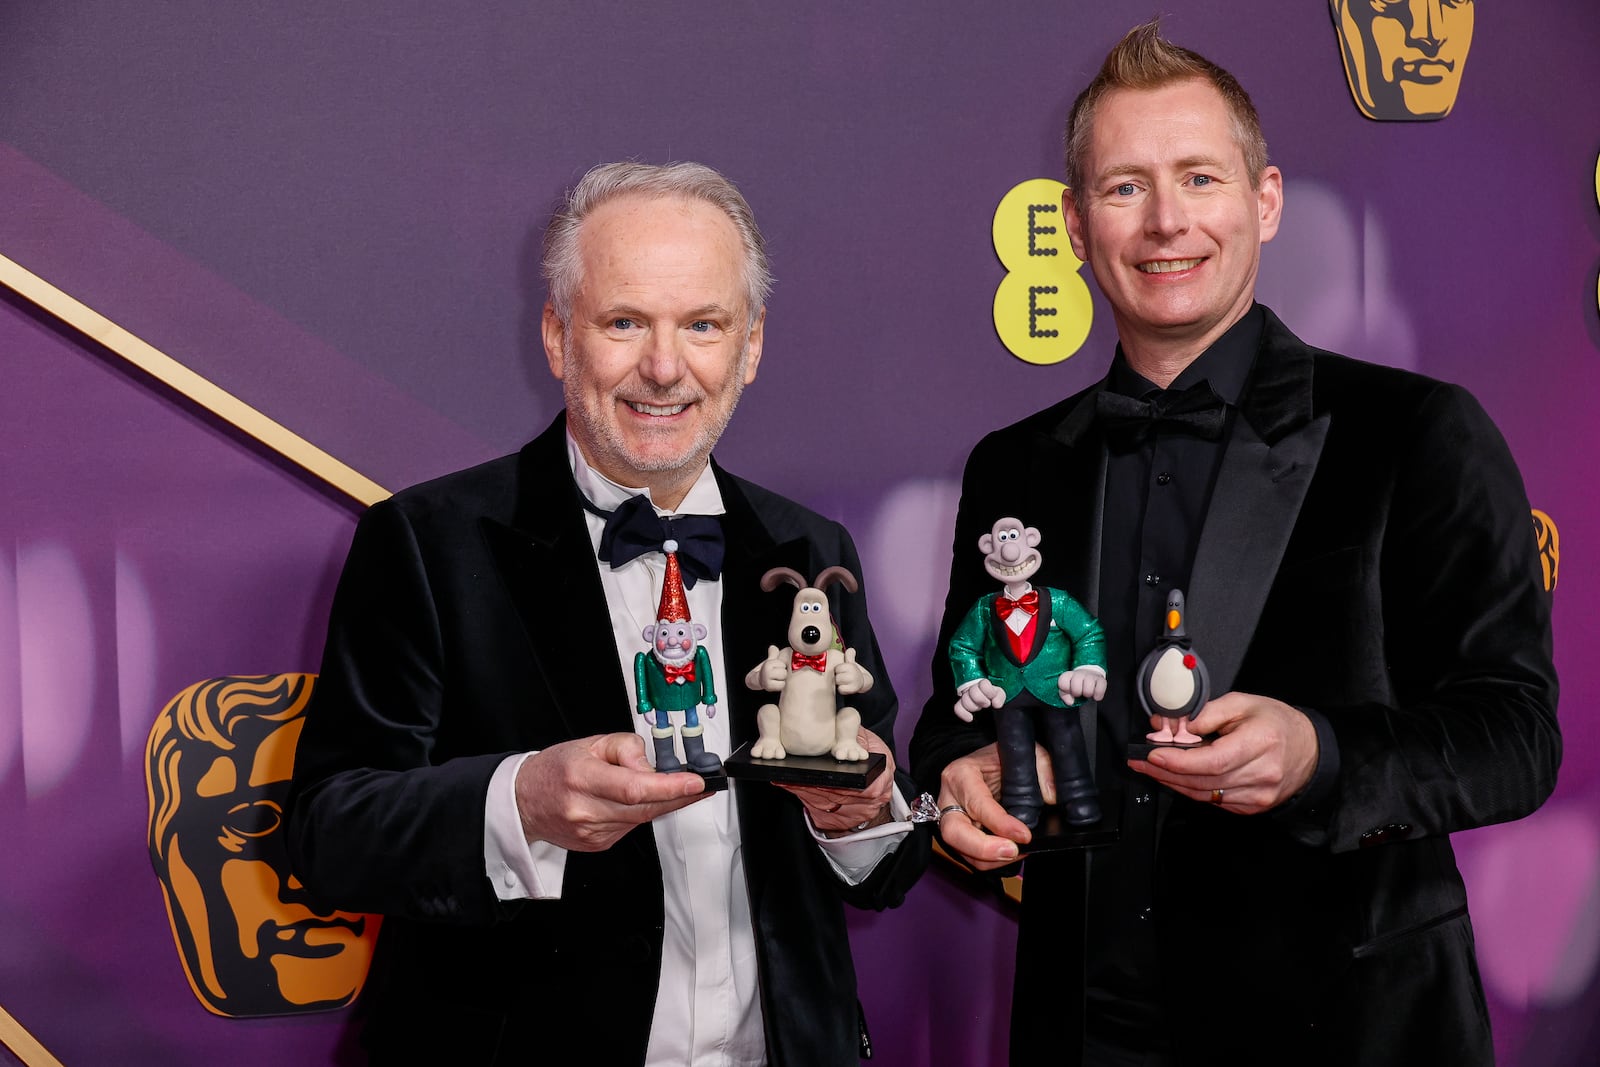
left=1257, top=166, right=1284, bottom=244
left=1063, top=186, right=1090, bottom=262
left=693, top=623, right=708, bottom=641
left=742, top=307, right=766, bottom=385
left=1025, top=527, right=1042, bottom=548
left=642, top=624, right=658, bottom=643
left=542, top=303, right=568, bottom=380
left=978, top=534, right=995, bottom=555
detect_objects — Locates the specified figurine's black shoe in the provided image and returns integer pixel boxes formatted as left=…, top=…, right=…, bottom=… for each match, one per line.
left=1005, top=803, right=1043, bottom=829
left=653, top=734, right=685, bottom=773
left=681, top=731, right=724, bottom=775
left=1058, top=778, right=1101, bottom=826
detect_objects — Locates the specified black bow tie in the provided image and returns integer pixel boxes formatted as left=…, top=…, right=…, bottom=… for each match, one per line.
left=594, top=493, right=725, bottom=587
left=1095, top=380, right=1228, bottom=452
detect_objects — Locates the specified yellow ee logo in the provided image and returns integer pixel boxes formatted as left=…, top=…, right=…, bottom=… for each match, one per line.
left=992, top=179, right=1093, bottom=365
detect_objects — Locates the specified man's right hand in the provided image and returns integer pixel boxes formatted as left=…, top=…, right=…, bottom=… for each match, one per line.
left=935, top=742, right=1055, bottom=870
left=515, top=733, right=709, bottom=852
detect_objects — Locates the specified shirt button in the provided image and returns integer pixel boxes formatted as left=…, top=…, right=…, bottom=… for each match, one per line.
left=1144, top=574, right=1161, bottom=586
left=1156, top=472, right=1173, bottom=485
left=1135, top=793, right=1152, bottom=805
left=1139, top=907, right=1154, bottom=921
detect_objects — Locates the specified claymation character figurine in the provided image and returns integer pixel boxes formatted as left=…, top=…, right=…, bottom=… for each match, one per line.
left=635, top=543, right=723, bottom=775
left=745, top=567, right=872, bottom=762
left=949, top=517, right=1107, bottom=827
left=1136, top=587, right=1210, bottom=746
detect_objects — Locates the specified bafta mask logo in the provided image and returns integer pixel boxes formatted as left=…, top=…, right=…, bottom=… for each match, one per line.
left=146, top=675, right=380, bottom=1017
left=1532, top=509, right=1559, bottom=593
left=1330, top=0, right=1476, bottom=120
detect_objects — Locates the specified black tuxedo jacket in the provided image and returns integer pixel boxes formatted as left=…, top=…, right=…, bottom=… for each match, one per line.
left=911, top=308, right=1559, bottom=1066
left=287, top=414, right=929, bottom=1066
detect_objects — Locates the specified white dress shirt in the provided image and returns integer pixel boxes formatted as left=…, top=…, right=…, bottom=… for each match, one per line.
left=480, top=437, right=909, bottom=1066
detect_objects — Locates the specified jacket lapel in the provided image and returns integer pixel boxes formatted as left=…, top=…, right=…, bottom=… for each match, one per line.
left=1187, top=310, right=1329, bottom=693
left=713, top=464, right=812, bottom=751
left=480, top=415, right=637, bottom=742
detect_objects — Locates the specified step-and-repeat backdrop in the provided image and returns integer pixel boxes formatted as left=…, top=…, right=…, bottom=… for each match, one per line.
left=3, top=3, right=1596, bottom=1064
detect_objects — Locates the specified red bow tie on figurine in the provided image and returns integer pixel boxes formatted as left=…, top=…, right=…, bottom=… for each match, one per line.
left=995, top=590, right=1039, bottom=619
left=662, top=661, right=697, bottom=684
left=791, top=650, right=829, bottom=673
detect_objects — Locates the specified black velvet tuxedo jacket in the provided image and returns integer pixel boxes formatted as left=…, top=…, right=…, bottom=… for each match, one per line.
left=911, top=307, right=1560, bottom=1066
left=286, top=415, right=930, bottom=1066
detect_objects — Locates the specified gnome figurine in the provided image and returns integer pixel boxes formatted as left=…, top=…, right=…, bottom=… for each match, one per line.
left=634, top=542, right=723, bottom=774
left=1136, top=587, right=1210, bottom=746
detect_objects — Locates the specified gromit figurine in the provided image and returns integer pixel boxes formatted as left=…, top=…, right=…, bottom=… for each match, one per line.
left=1136, top=587, right=1210, bottom=746
left=744, top=566, right=872, bottom=762
left=949, top=516, right=1107, bottom=828
left=634, top=544, right=722, bottom=775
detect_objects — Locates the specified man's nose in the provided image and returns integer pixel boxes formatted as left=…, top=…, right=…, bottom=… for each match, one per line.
left=1145, top=184, right=1190, bottom=239
left=1001, top=541, right=1024, bottom=562
left=639, top=330, right=687, bottom=385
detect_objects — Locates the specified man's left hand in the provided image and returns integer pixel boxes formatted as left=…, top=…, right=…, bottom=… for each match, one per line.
left=778, top=727, right=895, bottom=835
left=1128, top=691, right=1319, bottom=814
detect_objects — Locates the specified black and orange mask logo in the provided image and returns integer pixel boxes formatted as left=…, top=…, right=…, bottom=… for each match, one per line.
left=1331, top=0, right=1476, bottom=121
left=146, top=675, right=380, bottom=1017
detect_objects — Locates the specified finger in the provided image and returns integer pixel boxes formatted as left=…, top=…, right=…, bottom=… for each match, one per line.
left=938, top=810, right=1022, bottom=867
left=591, top=732, right=654, bottom=771
left=844, top=647, right=858, bottom=663
left=587, top=759, right=708, bottom=806
left=768, top=645, right=780, bottom=658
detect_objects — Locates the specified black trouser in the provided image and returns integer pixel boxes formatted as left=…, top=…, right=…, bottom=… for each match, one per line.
left=994, top=692, right=1092, bottom=810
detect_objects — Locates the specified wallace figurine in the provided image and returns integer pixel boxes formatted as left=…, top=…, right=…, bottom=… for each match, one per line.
left=948, top=516, right=1107, bottom=827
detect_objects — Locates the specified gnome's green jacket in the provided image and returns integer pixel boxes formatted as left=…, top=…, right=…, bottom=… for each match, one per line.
left=949, top=586, right=1105, bottom=707
left=634, top=646, right=718, bottom=714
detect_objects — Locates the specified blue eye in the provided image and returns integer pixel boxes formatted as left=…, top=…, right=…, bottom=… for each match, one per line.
left=689, top=320, right=712, bottom=333
left=612, top=317, right=636, bottom=330
left=1192, top=175, right=1212, bottom=187
left=1114, top=183, right=1136, bottom=197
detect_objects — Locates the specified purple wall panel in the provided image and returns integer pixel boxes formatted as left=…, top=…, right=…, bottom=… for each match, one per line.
left=2, top=2, right=1597, bottom=1064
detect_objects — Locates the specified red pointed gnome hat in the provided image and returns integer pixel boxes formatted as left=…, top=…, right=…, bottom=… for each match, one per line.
left=656, top=541, right=691, bottom=623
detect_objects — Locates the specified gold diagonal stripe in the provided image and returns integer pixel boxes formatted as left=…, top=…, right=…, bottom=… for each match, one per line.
left=0, top=1003, right=66, bottom=1067
left=0, top=251, right=390, bottom=507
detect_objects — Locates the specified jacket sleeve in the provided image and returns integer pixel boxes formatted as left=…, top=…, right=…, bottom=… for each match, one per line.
left=285, top=498, right=516, bottom=925
left=1296, top=382, right=1561, bottom=852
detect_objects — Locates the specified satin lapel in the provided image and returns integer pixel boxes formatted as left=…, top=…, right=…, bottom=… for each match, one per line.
left=479, top=419, right=636, bottom=743
left=712, top=467, right=811, bottom=752
left=1034, top=388, right=1110, bottom=759
left=1187, top=314, right=1328, bottom=693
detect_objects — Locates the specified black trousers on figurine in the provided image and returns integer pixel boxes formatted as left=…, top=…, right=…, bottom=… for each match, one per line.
left=994, top=692, right=1093, bottom=817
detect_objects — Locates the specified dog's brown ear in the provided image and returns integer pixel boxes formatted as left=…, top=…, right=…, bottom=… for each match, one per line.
left=760, top=566, right=807, bottom=593
left=812, top=566, right=859, bottom=594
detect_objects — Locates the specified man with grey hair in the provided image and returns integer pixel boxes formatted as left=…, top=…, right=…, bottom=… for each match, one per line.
left=289, top=160, right=929, bottom=1065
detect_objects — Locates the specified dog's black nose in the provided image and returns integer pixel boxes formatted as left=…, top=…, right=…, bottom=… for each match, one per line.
left=801, top=625, right=822, bottom=645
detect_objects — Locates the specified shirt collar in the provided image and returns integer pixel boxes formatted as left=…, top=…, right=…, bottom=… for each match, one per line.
left=1106, top=302, right=1263, bottom=404
left=565, top=431, right=726, bottom=517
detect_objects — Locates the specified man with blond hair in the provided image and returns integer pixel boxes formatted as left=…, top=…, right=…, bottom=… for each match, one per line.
left=914, top=21, right=1557, bottom=1066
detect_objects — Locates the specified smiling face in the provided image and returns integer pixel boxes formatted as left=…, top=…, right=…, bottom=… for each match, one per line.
left=648, top=619, right=706, bottom=664
left=1064, top=79, right=1282, bottom=375
left=980, top=517, right=1042, bottom=587
left=1333, top=0, right=1475, bottom=119
left=544, top=193, right=764, bottom=510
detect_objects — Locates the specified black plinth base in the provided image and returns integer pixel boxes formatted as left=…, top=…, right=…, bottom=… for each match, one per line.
left=1017, top=792, right=1121, bottom=854
left=1126, top=736, right=1212, bottom=762
left=689, top=766, right=729, bottom=792
left=723, top=743, right=887, bottom=789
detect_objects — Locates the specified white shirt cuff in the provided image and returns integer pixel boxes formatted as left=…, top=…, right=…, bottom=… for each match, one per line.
left=484, top=751, right=567, bottom=901
left=808, top=784, right=914, bottom=885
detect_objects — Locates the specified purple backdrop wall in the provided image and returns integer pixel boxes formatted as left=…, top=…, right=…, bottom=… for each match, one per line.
left=2, top=3, right=1597, bottom=1064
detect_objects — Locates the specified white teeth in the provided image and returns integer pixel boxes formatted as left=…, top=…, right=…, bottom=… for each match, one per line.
left=995, top=557, right=1035, bottom=576
left=629, top=402, right=687, bottom=416
left=1139, top=258, right=1203, bottom=274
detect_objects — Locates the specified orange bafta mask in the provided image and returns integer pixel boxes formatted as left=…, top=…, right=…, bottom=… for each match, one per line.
left=146, top=675, right=380, bottom=1017
left=1331, top=0, right=1476, bottom=121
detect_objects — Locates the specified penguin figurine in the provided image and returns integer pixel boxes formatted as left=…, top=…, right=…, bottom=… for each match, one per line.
left=1135, top=588, right=1209, bottom=745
